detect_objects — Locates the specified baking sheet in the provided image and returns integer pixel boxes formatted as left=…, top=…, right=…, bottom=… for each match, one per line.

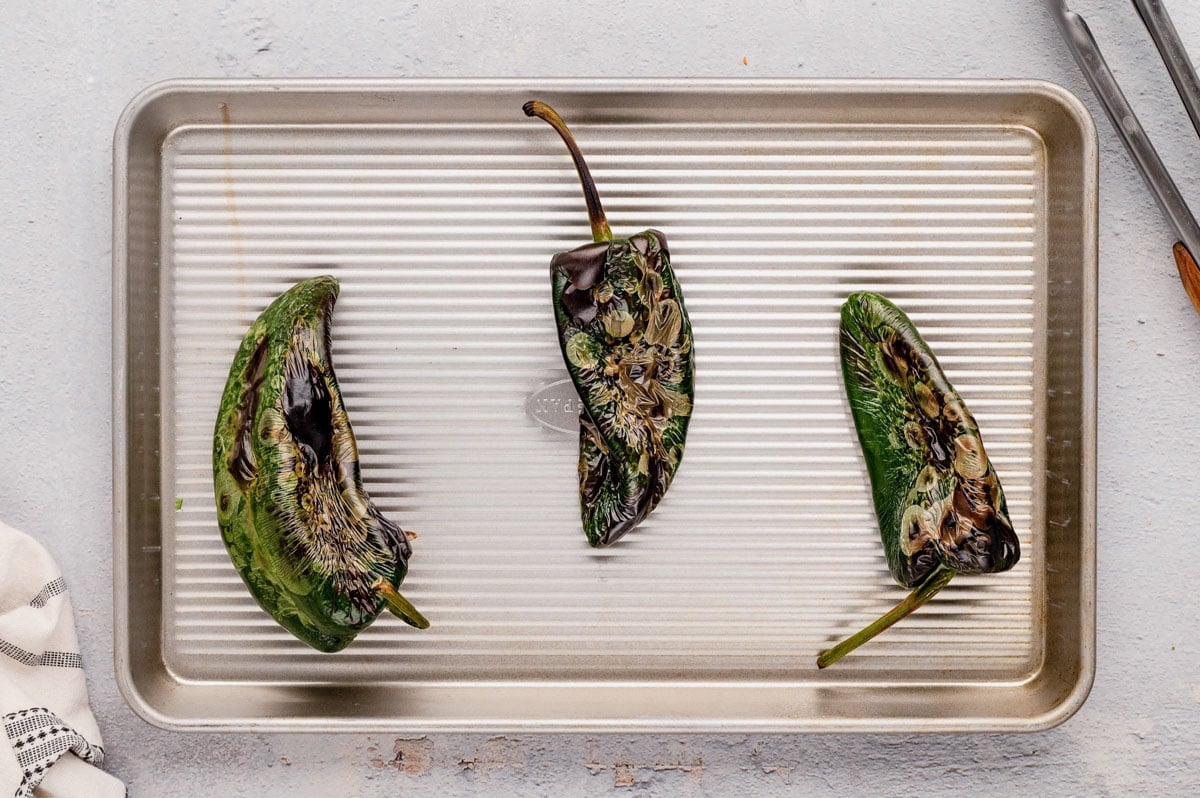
left=113, top=79, right=1096, bottom=732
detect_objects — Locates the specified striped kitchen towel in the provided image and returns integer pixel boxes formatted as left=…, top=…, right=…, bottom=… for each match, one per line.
left=0, top=521, right=124, bottom=798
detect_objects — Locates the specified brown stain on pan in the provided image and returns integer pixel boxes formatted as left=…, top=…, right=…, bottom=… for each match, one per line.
left=219, top=102, right=248, bottom=306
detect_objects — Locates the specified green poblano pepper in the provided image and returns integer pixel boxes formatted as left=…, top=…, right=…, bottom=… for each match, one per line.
left=212, top=276, right=428, bottom=653
left=818, top=292, right=1020, bottom=668
left=525, top=101, right=695, bottom=547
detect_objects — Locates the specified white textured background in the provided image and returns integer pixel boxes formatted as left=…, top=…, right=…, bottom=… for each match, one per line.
left=0, top=0, right=1196, bottom=793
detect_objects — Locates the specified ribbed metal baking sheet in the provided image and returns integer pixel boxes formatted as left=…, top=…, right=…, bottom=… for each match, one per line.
left=113, top=79, right=1096, bottom=732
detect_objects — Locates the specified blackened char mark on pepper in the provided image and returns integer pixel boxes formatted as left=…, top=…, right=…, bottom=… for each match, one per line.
left=987, top=511, right=1020, bottom=571
left=949, top=476, right=1019, bottom=573
left=553, top=241, right=608, bottom=325
left=901, top=544, right=941, bottom=587
left=592, top=491, right=653, bottom=548
left=229, top=335, right=269, bottom=489
left=630, top=229, right=667, bottom=256
left=372, top=509, right=413, bottom=566
left=283, top=359, right=335, bottom=470
left=579, top=418, right=664, bottom=547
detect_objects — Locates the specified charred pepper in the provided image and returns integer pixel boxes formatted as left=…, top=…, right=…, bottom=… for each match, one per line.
left=525, top=100, right=695, bottom=547
left=212, top=276, right=428, bottom=653
left=818, top=292, right=1020, bottom=668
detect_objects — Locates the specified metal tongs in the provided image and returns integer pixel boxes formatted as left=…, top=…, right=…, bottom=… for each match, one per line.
left=1048, top=0, right=1200, bottom=313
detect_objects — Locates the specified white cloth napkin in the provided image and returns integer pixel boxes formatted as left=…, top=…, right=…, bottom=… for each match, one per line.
left=0, top=521, right=125, bottom=798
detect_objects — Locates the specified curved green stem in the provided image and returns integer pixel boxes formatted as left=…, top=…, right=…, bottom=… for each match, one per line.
left=524, top=100, right=613, bottom=243
left=817, top=566, right=954, bottom=669
left=376, top=580, right=430, bottom=629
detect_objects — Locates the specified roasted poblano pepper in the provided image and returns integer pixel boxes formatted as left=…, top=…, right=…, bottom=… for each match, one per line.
left=525, top=100, right=695, bottom=547
left=212, top=276, right=428, bottom=653
left=817, top=292, right=1020, bottom=668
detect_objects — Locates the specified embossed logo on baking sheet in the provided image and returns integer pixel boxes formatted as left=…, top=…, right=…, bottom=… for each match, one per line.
left=526, top=377, right=582, bottom=434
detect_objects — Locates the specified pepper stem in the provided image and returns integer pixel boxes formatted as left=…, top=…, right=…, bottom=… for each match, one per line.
left=524, top=100, right=613, bottom=243
left=375, top=580, right=430, bottom=630
left=816, top=566, right=955, bottom=669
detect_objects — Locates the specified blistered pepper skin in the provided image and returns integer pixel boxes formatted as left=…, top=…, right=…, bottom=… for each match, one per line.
left=526, top=100, right=695, bottom=547
left=212, top=276, right=426, bottom=653
left=818, top=292, right=1019, bottom=668
left=552, top=230, right=695, bottom=546
left=839, top=291, right=1019, bottom=586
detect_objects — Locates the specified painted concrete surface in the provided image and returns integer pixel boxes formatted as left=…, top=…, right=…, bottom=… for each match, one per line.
left=1, top=0, right=1198, bottom=793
